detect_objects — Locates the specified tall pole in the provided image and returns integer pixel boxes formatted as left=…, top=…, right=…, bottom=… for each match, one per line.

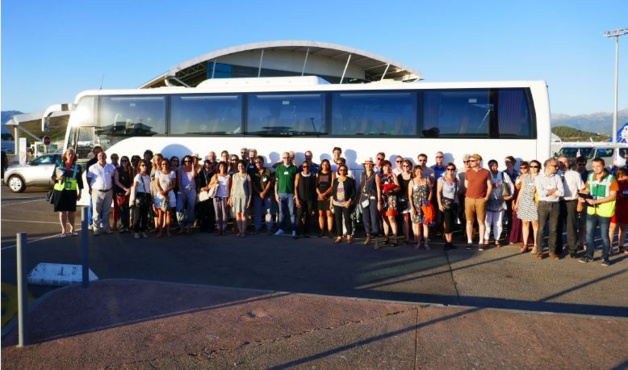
left=604, top=28, right=628, bottom=144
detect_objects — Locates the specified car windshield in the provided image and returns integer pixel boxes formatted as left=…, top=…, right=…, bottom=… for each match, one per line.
left=33, top=155, right=56, bottom=165
left=558, top=147, right=594, bottom=158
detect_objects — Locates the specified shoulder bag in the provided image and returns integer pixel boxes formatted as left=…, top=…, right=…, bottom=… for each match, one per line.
left=135, top=176, right=152, bottom=207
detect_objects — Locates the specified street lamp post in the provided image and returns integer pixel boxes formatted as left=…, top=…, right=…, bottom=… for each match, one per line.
left=603, top=28, right=628, bottom=144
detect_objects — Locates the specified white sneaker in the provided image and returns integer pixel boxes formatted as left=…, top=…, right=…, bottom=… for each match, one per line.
left=274, top=229, right=285, bottom=236
left=291, top=231, right=297, bottom=238
left=134, top=233, right=140, bottom=239
left=93, top=228, right=100, bottom=236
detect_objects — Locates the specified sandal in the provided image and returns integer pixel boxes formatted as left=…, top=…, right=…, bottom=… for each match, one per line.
left=519, top=244, right=528, bottom=254
left=334, top=236, right=342, bottom=243
left=59, top=233, right=67, bottom=238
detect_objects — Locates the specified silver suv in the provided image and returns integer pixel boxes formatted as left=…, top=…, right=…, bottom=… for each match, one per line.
left=3, top=153, right=61, bottom=192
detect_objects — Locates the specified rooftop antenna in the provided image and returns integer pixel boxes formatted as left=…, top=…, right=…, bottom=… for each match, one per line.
left=99, top=74, right=105, bottom=90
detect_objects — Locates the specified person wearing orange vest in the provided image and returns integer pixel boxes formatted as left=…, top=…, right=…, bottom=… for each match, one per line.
left=579, top=158, right=619, bottom=266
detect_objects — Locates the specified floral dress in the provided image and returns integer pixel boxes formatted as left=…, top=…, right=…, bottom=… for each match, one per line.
left=517, top=174, right=538, bottom=222
left=380, top=173, right=398, bottom=216
left=411, top=180, right=430, bottom=224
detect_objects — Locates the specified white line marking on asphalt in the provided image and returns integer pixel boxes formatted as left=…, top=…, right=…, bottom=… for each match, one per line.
left=1, top=199, right=44, bottom=206
left=1, top=229, right=83, bottom=251
left=1, top=219, right=59, bottom=224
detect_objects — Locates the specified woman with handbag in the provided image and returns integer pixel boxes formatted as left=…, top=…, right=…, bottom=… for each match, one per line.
left=360, top=158, right=381, bottom=248
left=437, top=163, right=460, bottom=249
left=316, top=159, right=335, bottom=238
left=484, top=159, right=514, bottom=247
left=209, top=161, right=231, bottom=235
left=196, top=159, right=215, bottom=233
left=330, top=164, right=356, bottom=244
left=397, top=160, right=414, bottom=244
left=131, top=159, right=151, bottom=239
left=379, top=160, right=400, bottom=246
left=176, top=155, right=197, bottom=234
left=515, top=160, right=541, bottom=254
left=409, top=166, right=432, bottom=249
left=114, top=156, right=133, bottom=233
left=154, top=158, right=177, bottom=238
left=51, top=148, right=83, bottom=238
left=229, top=160, right=252, bottom=237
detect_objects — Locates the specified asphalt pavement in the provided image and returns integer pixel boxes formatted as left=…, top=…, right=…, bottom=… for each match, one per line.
left=1, top=186, right=627, bottom=369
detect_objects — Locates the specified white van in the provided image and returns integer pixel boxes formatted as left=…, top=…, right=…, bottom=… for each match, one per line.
left=556, top=143, right=628, bottom=171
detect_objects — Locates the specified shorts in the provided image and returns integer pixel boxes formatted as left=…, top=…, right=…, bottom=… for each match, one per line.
left=155, top=191, right=176, bottom=210
left=465, top=197, right=487, bottom=222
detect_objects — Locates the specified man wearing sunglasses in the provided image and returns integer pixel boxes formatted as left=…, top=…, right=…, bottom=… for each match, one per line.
left=534, top=158, right=565, bottom=260
left=464, top=153, right=492, bottom=249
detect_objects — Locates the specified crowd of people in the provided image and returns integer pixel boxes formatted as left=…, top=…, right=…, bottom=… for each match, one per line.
left=50, top=145, right=628, bottom=265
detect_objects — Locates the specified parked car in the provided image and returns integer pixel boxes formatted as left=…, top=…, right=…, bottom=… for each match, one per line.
left=3, top=153, right=61, bottom=192
left=555, top=144, right=628, bottom=171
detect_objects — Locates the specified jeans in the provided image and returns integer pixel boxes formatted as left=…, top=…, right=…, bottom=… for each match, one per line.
left=213, top=197, right=228, bottom=231
left=585, top=213, right=611, bottom=260
left=361, top=198, right=380, bottom=237
left=253, top=194, right=274, bottom=231
left=176, top=188, right=196, bottom=227
left=277, top=193, right=295, bottom=232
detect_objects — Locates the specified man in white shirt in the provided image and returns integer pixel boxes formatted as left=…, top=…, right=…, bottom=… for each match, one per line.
left=557, top=156, right=585, bottom=258
left=534, top=158, right=565, bottom=259
left=87, top=151, right=116, bottom=235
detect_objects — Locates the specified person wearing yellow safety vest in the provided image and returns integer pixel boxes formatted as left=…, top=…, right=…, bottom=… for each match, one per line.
left=51, top=147, right=83, bottom=238
left=579, top=158, right=619, bottom=266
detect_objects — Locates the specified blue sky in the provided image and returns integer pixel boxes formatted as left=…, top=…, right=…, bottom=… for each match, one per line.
left=2, top=0, right=627, bottom=116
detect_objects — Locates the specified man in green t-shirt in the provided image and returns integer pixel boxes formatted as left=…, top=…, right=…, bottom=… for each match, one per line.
left=274, top=151, right=298, bottom=237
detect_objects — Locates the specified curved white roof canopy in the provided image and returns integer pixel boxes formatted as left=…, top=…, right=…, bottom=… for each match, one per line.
left=140, top=40, right=422, bottom=88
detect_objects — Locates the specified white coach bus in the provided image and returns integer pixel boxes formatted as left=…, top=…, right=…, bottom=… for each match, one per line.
left=50, top=75, right=550, bottom=175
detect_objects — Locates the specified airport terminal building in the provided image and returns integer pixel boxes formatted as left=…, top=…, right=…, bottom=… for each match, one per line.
left=6, top=40, right=422, bottom=160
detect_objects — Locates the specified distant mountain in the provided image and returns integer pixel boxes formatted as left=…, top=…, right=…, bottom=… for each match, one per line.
left=551, top=109, right=628, bottom=135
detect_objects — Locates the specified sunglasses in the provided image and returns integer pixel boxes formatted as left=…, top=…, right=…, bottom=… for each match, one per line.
left=402, top=164, right=410, bottom=168
left=377, top=157, right=384, bottom=160
left=396, top=160, right=402, bottom=163
left=121, top=159, right=128, bottom=162
left=468, top=160, right=477, bottom=162
left=530, top=165, right=539, bottom=168
left=302, top=165, right=309, bottom=168
left=436, top=156, right=443, bottom=158
left=463, top=160, right=469, bottom=163
left=446, top=168, right=455, bottom=171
